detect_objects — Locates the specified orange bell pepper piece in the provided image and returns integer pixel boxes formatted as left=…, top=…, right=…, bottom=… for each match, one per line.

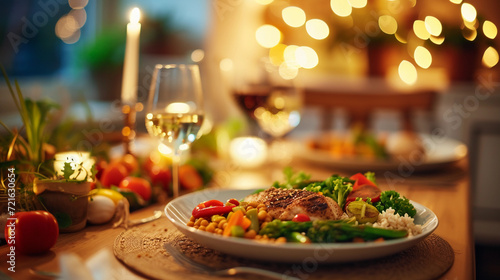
left=223, top=210, right=244, bottom=236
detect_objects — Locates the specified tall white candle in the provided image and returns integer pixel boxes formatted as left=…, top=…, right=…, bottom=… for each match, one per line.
left=121, top=7, right=141, bottom=104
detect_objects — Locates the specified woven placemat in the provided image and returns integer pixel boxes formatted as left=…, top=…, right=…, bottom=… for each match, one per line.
left=113, top=218, right=454, bottom=280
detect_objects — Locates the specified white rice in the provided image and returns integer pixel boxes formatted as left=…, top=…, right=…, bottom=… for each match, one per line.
left=372, top=208, right=422, bottom=237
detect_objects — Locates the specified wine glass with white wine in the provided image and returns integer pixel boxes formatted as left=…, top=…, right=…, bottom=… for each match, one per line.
left=145, top=64, right=204, bottom=197
left=252, top=61, right=302, bottom=164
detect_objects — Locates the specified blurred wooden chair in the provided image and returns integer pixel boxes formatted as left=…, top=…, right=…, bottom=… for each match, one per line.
left=303, top=88, right=437, bottom=132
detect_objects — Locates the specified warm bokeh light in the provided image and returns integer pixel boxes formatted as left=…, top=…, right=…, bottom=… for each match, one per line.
left=413, top=20, right=430, bottom=40
left=284, top=45, right=299, bottom=67
left=450, top=0, right=462, bottom=4
left=331, top=0, right=352, bottom=17
left=219, top=58, right=233, bottom=72
left=395, top=33, right=407, bottom=44
left=255, top=0, right=274, bottom=5
left=55, top=14, right=80, bottom=43
left=483, top=20, right=498, bottom=39
left=430, top=36, right=445, bottom=45
left=461, top=3, right=477, bottom=23
left=256, top=25, right=281, bottom=48
left=282, top=6, right=306, bottom=28
left=165, top=102, right=190, bottom=114
left=348, top=0, right=367, bottom=8
left=482, top=46, right=499, bottom=68
left=414, top=46, right=432, bottom=69
left=269, top=44, right=287, bottom=66
left=295, top=46, right=319, bottom=69
left=191, top=49, right=205, bottom=62
left=398, top=60, right=418, bottom=85
left=69, top=0, right=88, bottom=9
left=69, top=8, right=87, bottom=28
left=130, top=7, right=141, bottom=24
left=305, top=19, right=329, bottom=40
left=425, top=16, right=442, bottom=36
left=462, top=27, right=477, bottom=41
left=464, top=18, right=479, bottom=30
left=379, top=15, right=398, bottom=35
left=278, top=62, right=299, bottom=79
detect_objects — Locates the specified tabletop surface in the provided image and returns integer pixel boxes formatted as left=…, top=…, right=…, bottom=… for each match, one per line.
left=0, top=157, right=474, bottom=280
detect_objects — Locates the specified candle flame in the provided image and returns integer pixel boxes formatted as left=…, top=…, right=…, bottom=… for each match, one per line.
left=130, top=7, right=140, bottom=24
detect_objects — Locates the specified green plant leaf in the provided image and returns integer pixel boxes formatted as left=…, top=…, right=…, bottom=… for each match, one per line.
left=62, top=162, right=74, bottom=180
left=53, top=212, right=72, bottom=229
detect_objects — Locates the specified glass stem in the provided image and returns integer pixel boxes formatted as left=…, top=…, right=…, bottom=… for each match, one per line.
left=172, top=153, right=181, bottom=198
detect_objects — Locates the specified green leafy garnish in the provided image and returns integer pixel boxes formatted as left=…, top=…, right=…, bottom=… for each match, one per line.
left=271, top=167, right=311, bottom=189
left=364, top=172, right=377, bottom=185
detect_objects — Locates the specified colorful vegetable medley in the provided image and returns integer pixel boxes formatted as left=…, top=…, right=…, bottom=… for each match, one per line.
left=187, top=168, right=419, bottom=243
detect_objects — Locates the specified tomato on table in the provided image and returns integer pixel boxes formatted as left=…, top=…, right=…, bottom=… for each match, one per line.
left=118, top=154, right=139, bottom=174
left=4, top=211, right=59, bottom=255
left=100, top=162, right=129, bottom=187
left=119, top=176, right=152, bottom=202
left=94, top=159, right=108, bottom=181
left=148, top=165, right=172, bottom=192
left=179, top=165, right=203, bottom=190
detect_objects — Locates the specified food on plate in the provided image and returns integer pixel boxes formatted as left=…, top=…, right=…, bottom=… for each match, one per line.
left=4, top=211, right=59, bottom=255
left=306, top=126, right=388, bottom=159
left=346, top=201, right=379, bottom=223
left=373, top=190, right=417, bottom=217
left=244, top=188, right=344, bottom=221
left=385, top=131, right=425, bottom=162
left=306, top=126, right=426, bottom=161
left=186, top=169, right=422, bottom=243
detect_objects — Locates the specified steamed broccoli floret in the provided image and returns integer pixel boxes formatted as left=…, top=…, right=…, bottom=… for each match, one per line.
left=374, top=190, right=417, bottom=217
left=304, top=175, right=353, bottom=209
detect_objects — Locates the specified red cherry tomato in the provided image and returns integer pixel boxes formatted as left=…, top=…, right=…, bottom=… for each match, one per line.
left=4, top=211, right=59, bottom=255
left=119, top=154, right=139, bottom=174
left=100, top=162, right=129, bottom=188
left=149, top=165, right=172, bottom=191
left=119, top=176, right=152, bottom=202
left=179, top=165, right=203, bottom=190
left=94, top=159, right=108, bottom=181
left=346, top=184, right=382, bottom=203
left=292, top=214, right=311, bottom=222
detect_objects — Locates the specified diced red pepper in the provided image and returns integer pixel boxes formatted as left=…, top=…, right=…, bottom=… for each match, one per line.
left=226, top=198, right=240, bottom=206
left=192, top=205, right=235, bottom=219
left=197, top=199, right=224, bottom=208
left=350, top=173, right=377, bottom=190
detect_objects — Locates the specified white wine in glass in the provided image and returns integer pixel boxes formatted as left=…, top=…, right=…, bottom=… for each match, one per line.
left=145, top=64, right=204, bottom=197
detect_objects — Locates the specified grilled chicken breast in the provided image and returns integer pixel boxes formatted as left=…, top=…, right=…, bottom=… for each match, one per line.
left=244, top=187, right=343, bottom=221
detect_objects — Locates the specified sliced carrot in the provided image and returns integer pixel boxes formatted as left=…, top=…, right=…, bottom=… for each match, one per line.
left=223, top=210, right=244, bottom=236
left=241, top=216, right=252, bottom=231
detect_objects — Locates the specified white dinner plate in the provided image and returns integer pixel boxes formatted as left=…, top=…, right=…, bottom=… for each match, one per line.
left=165, top=188, right=439, bottom=263
left=293, top=133, right=467, bottom=172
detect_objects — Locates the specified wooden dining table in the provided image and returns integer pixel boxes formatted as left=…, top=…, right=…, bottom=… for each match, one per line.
left=0, top=156, right=474, bottom=280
